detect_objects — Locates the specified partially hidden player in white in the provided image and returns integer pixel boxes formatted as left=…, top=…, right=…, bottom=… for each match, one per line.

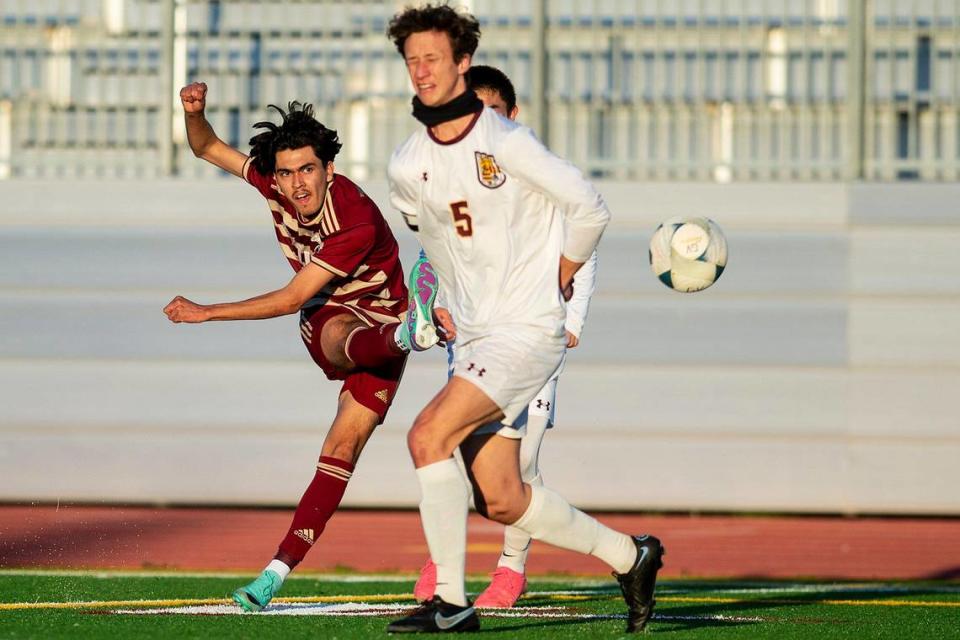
left=412, top=64, right=600, bottom=610
left=384, top=5, right=664, bottom=634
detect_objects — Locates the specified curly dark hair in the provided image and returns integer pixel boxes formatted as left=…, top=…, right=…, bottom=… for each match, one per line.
left=248, top=102, right=342, bottom=176
left=387, top=4, right=480, bottom=62
left=466, top=65, right=516, bottom=113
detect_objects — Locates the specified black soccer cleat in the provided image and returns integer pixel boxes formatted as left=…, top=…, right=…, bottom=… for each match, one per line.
left=614, top=534, right=665, bottom=633
left=387, top=595, right=480, bottom=634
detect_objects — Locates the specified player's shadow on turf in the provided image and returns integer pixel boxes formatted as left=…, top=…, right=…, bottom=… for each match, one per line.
left=477, top=618, right=630, bottom=635
left=509, top=588, right=761, bottom=635
left=658, top=587, right=887, bottom=631
left=519, top=587, right=612, bottom=607
left=518, top=584, right=761, bottom=633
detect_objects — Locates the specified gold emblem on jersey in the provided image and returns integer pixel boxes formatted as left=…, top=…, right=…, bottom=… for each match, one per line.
left=475, top=152, right=506, bottom=189
left=375, top=389, right=390, bottom=403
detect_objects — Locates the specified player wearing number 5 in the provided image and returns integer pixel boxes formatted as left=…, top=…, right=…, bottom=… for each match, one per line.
left=412, top=65, right=601, bottom=610
left=385, top=4, right=664, bottom=634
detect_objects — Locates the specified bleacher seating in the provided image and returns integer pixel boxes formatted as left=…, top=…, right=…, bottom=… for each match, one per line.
left=0, top=1, right=953, bottom=180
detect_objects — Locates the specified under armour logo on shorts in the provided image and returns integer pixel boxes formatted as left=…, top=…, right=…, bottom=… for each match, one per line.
left=466, top=362, right=486, bottom=377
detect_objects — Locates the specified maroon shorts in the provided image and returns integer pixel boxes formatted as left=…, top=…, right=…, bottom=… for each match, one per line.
left=299, top=305, right=406, bottom=424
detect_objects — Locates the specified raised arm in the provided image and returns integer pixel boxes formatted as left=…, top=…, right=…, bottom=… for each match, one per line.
left=181, top=82, right=250, bottom=179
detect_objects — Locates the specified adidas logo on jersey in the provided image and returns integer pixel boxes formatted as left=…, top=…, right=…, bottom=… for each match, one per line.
left=294, top=529, right=315, bottom=545
left=375, top=389, right=390, bottom=403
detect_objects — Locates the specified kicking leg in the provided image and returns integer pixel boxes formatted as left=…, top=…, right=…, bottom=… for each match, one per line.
left=233, top=391, right=379, bottom=611
left=317, top=313, right=391, bottom=371
left=347, top=251, right=441, bottom=365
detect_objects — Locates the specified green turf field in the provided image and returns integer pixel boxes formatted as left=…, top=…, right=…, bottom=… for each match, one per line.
left=1, top=570, right=958, bottom=639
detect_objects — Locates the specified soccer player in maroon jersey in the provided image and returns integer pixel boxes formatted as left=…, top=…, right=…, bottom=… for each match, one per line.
left=164, top=81, right=439, bottom=611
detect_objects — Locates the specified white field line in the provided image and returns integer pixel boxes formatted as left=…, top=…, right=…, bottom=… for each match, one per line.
left=112, top=602, right=765, bottom=623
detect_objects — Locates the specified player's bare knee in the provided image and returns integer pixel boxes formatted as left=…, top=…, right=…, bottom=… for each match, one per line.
left=321, top=335, right=355, bottom=371
left=480, top=494, right=524, bottom=524
left=407, top=425, right=438, bottom=465
left=471, top=479, right=526, bottom=523
left=407, top=417, right=454, bottom=465
left=320, top=316, right=363, bottom=371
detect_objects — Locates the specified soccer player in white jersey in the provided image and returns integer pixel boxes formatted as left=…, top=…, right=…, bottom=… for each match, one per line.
left=411, top=65, right=601, bottom=610
left=383, top=5, right=664, bottom=634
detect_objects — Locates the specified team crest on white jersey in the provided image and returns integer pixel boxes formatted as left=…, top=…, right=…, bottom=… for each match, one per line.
left=475, top=152, right=506, bottom=189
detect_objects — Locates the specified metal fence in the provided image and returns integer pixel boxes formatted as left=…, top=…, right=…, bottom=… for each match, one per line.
left=1, top=0, right=959, bottom=181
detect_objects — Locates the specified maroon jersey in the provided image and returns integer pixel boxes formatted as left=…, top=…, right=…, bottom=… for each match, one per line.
left=245, top=161, right=407, bottom=325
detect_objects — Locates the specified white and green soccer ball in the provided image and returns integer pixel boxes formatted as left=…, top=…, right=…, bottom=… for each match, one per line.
left=649, top=217, right=728, bottom=293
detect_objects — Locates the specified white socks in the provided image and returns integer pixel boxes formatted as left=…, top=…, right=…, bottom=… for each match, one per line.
left=266, top=559, right=291, bottom=582
left=511, top=484, right=637, bottom=575
left=498, top=413, right=550, bottom=574
left=497, top=473, right=542, bottom=573
left=416, top=458, right=470, bottom=606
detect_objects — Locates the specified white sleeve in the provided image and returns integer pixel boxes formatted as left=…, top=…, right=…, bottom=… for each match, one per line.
left=565, top=250, right=598, bottom=338
left=497, top=127, right=610, bottom=262
left=387, top=152, right=419, bottom=232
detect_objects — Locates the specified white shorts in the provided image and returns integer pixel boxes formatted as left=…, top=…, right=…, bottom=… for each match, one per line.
left=451, top=330, right=565, bottom=432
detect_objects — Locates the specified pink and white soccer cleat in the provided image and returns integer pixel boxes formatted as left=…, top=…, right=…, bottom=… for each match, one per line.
left=473, top=567, right=527, bottom=609
left=413, top=559, right=437, bottom=603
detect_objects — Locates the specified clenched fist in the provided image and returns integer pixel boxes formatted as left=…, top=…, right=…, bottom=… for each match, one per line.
left=164, top=296, right=209, bottom=323
left=180, top=82, right=208, bottom=114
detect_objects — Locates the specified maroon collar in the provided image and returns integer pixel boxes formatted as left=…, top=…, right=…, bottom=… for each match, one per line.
left=427, top=109, right=483, bottom=146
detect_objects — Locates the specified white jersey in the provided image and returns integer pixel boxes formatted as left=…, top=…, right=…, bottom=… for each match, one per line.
left=388, top=107, right=609, bottom=345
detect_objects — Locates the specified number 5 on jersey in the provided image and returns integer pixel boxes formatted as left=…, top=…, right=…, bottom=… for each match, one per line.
left=450, top=201, right=473, bottom=237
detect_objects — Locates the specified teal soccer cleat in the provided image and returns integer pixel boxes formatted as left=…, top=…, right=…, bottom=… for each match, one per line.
left=232, top=569, right=283, bottom=612
left=397, top=252, right=440, bottom=352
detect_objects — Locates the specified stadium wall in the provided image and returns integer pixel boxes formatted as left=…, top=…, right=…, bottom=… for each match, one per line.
left=1, top=180, right=958, bottom=515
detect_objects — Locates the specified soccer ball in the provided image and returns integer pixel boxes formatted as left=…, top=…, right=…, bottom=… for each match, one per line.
left=649, top=217, right=727, bottom=292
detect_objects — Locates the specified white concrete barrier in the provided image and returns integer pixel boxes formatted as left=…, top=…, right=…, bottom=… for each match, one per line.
left=1, top=181, right=958, bottom=514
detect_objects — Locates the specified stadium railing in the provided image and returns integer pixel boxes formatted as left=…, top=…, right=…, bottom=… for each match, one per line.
left=0, top=0, right=958, bottom=181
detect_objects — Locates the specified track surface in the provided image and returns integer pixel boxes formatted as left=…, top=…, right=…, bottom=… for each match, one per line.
left=2, top=505, right=959, bottom=580
left=0, top=506, right=960, bottom=580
